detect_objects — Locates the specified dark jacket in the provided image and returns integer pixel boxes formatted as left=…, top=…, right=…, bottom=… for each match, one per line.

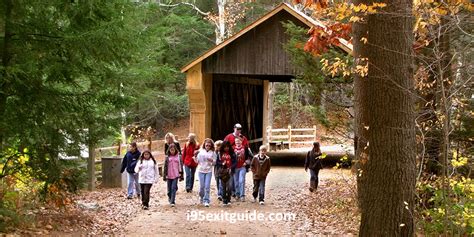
left=163, top=154, right=184, bottom=181
left=164, top=142, right=182, bottom=155
left=120, top=150, right=141, bottom=174
left=216, top=152, right=237, bottom=176
left=305, top=150, right=323, bottom=170
left=251, top=154, right=271, bottom=180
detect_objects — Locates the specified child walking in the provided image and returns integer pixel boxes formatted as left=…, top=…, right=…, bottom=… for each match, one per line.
left=182, top=133, right=199, bottom=193
left=233, top=137, right=252, bottom=202
left=216, top=141, right=236, bottom=205
left=251, top=145, right=271, bottom=205
left=120, top=142, right=141, bottom=199
left=163, top=144, right=184, bottom=207
left=194, top=138, right=216, bottom=207
left=214, top=140, right=223, bottom=201
left=134, top=150, right=159, bottom=210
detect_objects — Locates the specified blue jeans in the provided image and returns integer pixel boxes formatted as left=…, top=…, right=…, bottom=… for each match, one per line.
left=184, top=165, right=197, bottom=191
left=127, top=173, right=140, bottom=197
left=198, top=172, right=212, bottom=204
left=167, top=178, right=178, bottom=204
left=253, top=179, right=266, bottom=202
left=309, top=169, right=320, bottom=190
left=214, top=171, right=222, bottom=197
left=218, top=180, right=223, bottom=198
left=233, top=167, right=247, bottom=198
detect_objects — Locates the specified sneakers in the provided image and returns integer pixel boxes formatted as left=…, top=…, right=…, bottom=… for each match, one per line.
left=127, top=196, right=133, bottom=199
left=218, top=196, right=223, bottom=201
left=240, top=197, right=246, bottom=202
left=143, top=205, right=149, bottom=210
left=171, top=203, right=175, bottom=207
left=252, top=198, right=257, bottom=203
left=309, top=187, right=314, bottom=192
left=259, top=201, right=264, bottom=205
left=204, top=203, right=210, bottom=207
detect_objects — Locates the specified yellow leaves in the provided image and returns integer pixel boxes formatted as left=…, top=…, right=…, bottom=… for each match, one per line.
left=351, top=3, right=386, bottom=14
left=321, top=57, right=351, bottom=78
left=352, top=4, right=367, bottom=13
left=334, top=3, right=351, bottom=21
left=323, top=2, right=388, bottom=22
left=451, top=155, right=468, bottom=168
left=434, top=7, right=448, bottom=15
left=354, top=64, right=368, bottom=77
left=349, top=16, right=361, bottom=22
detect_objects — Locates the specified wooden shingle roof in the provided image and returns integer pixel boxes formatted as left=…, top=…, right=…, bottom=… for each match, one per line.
left=181, top=3, right=353, bottom=73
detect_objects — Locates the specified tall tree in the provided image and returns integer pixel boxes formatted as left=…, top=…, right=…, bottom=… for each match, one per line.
left=353, top=0, right=417, bottom=235
left=0, top=0, right=142, bottom=195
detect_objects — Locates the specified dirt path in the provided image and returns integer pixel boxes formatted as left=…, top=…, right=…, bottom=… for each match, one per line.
left=123, top=167, right=358, bottom=236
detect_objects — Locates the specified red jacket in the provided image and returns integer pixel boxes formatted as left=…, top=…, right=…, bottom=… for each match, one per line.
left=182, top=142, right=199, bottom=167
left=224, top=133, right=249, bottom=148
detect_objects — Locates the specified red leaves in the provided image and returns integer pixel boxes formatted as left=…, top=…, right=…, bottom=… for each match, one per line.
left=304, top=23, right=352, bottom=55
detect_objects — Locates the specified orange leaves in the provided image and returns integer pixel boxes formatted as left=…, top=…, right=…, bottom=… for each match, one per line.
left=293, top=0, right=328, bottom=10
left=304, top=23, right=351, bottom=56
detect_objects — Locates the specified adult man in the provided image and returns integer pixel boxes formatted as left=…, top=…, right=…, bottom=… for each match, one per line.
left=224, top=123, right=252, bottom=201
left=224, top=123, right=249, bottom=149
left=120, top=142, right=141, bottom=199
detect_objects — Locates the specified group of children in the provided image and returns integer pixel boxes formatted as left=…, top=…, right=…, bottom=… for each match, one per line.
left=120, top=131, right=271, bottom=210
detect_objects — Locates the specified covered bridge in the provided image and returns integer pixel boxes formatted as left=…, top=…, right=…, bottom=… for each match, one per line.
left=181, top=3, right=352, bottom=149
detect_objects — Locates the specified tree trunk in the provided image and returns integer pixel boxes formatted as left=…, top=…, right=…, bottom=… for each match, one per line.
left=268, top=82, right=274, bottom=127
left=0, top=0, right=13, bottom=149
left=355, top=0, right=417, bottom=235
left=352, top=0, right=370, bottom=211
left=216, top=0, right=226, bottom=44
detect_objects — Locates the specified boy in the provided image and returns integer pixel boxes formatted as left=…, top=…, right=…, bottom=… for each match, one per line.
left=251, top=145, right=271, bottom=205
left=120, top=142, right=141, bottom=199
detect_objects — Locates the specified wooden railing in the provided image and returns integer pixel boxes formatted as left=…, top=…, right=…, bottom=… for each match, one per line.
left=94, top=138, right=186, bottom=179
left=266, top=125, right=317, bottom=150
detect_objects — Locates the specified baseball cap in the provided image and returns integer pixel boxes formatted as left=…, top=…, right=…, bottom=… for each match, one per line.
left=234, top=123, right=242, bottom=129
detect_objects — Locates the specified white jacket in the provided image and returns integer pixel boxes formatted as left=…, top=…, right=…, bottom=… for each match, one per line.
left=194, top=149, right=216, bottom=173
left=134, top=159, right=159, bottom=184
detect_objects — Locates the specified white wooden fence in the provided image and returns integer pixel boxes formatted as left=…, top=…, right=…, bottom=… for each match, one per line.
left=266, top=125, right=317, bottom=150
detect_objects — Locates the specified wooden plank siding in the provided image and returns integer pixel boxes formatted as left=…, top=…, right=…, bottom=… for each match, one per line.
left=202, top=11, right=308, bottom=78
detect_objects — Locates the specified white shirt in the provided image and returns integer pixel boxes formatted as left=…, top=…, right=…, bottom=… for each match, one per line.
left=194, top=149, right=217, bottom=173
left=134, top=159, right=159, bottom=184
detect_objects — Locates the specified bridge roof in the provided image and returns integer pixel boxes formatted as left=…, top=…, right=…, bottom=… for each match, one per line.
left=181, top=3, right=353, bottom=73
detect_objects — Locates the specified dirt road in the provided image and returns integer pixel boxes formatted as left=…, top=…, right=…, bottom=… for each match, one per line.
left=123, top=167, right=358, bottom=236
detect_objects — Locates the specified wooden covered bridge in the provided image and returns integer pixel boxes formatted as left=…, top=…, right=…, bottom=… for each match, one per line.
left=181, top=3, right=352, bottom=151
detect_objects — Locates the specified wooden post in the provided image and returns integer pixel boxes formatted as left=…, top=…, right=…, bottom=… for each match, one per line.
left=147, top=137, right=152, bottom=151
left=313, top=125, right=317, bottom=141
left=87, top=143, right=96, bottom=191
left=116, top=142, right=121, bottom=157
left=288, top=125, right=292, bottom=149
left=267, top=126, right=272, bottom=145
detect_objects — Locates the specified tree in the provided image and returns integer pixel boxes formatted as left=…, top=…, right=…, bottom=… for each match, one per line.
left=0, top=0, right=143, bottom=198
left=352, top=0, right=417, bottom=235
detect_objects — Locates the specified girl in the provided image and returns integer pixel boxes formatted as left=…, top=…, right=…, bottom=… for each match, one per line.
left=194, top=138, right=216, bottom=207
left=163, top=144, right=184, bottom=207
left=216, top=141, right=236, bottom=205
left=182, top=133, right=199, bottom=192
left=134, top=150, right=158, bottom=210
left=233, top=137, right=252, bottom=202
left=214, top=140, right=223, bottom=201
left=304, top=142, right=323, bottom=192
left=164, top=132, right=181, bottom=155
